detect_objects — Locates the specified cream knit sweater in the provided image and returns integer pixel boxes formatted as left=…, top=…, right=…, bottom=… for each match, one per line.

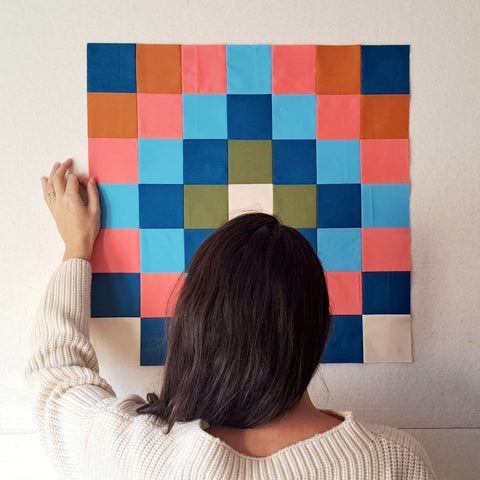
left=25, top=258, right=437, bottom=480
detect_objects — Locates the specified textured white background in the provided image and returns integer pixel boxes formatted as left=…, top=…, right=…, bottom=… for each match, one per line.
left=1, top=0, right=479, bottom=478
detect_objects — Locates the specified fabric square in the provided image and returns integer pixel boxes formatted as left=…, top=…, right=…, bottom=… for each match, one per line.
left=361, top=45, right=410, bottom=95
left=183, top=140, right=228, bottom=184
left=184, top=185, right=228, bottom=229
left=91, top=273, right=140, bottom=317
left=316, top=140, right=360, bottom=184
left=91, top=229, right=140, bottom=273
left=322, top=316, right=363, bottom=363
left=272, top=95, right=316, bottom=139
left=229, top=184, right=273, bottom=220
left=182, top=94, right=228, bottom=139
left=88, top=138, right=138, bottom=183
left=227, top=94, right=272, bottom=140
left=136, top=44, right=181, bottom=94
left=362, top=272, right=410, bottom=314
left=362, top=184, right=410, bottom=228
left=182, top=45, right=226, bottom=94
left=361, top=95, right=410, bottom=139
left=272, top=45, right=317, bottom=94
left=272, top=140, right=316, bottom=184
left=137, top=94, right=183, bottom=139
left=273, top=185, right=316, bottom=228
left=98, top=184, right=139, bottom=228
left=362, top=228, right=411, bottom=272
left=228, top=140, right=272, bottom=184
left=140, top=229, right=185, bottom=273
left=141, top=318, right=168, bottom=366
left=360, top=139, right=409, bottom=184
left=141, top=273, right=185, bottom=317
left=317, top=95, right=360, bottom=140
left=325, top=271, right=362, bottom=315
left=184, top=229, right=215, bottom=268
left=226, top=45, right=271, bottom=94
left=138, top=139, right=184, bottom=184
left=87, top=93, right=137, bottom=138
left=317, top=184, right=361, bottom=228
left=139, top=184, right=184, bottom=228
left=90, top=317, right=141, bottom=367
left=316, top=45, right=361, bottom=94
left=363, top=314, right=412, bottom=363
left=296, top=228, right=317, bottom=253
left=317, top=228, right=361, bottom=271
left=87, top=43, right=136, bottom=93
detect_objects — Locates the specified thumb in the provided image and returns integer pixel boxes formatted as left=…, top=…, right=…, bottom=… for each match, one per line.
left=65, top=173, right=80, bottom=196
left=87, top=177, right=100, bottom=213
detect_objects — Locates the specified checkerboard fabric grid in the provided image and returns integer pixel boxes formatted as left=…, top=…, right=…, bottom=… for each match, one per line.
left=87, top=44, right=411, bottom=366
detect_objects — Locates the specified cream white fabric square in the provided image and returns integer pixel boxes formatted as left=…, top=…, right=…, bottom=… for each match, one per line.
left=90, top=317, right=141, bottom=366
left=362, top=315, right=412, bottom=363
left=228, top=183, right=273, bottom=220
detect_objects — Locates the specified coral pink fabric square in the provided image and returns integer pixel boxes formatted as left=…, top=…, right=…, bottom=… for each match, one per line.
left=137, top=93, right=183, bottom=138
left=88, top=138, right=138, bottom=183
left=182, top=45, right=227, bottom=93
left=317, top=94, right=360, bottom=139
left=272, top=45, right=317, bottom=94
left=361, top=139, right=409, bottom=183
left=325, top=271, right=362, bottom=315
left=141, top=273, right=185, bottom=318
left=91, top=229, right=140, bottom=273
left=362, top=228, right=411, bottom=271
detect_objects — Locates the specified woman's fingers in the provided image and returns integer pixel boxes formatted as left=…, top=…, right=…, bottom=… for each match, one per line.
left=86, top=177, right=99, bottom=214
left=52, top=158, right=73, bottom=196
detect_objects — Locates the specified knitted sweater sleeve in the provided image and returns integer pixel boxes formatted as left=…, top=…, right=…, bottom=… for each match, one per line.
left=24, top=258, right=126, bottom=479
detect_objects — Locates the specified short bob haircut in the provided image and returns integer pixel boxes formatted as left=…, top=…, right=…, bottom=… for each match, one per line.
left=136, top=212, right=332, bottom=433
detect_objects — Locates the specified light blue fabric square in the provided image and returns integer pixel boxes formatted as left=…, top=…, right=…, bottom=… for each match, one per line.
left=140, top=229, right=185, bottom=273
left=182, top=94, right=228, bottom=139
left=272, top=95, right=316, bottom=139
left=362, top=184, right=410, bottom=227
left=227, top=45, right=272, bottom=94
left=317, top=228, right=362, bottom=271
left=138, top=139, right=183, bottom=184
left=98, top=184, right=138, bottom=228
left=316, top=140, right=360, bottom=184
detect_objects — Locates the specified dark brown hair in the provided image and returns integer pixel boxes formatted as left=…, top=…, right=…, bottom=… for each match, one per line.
left=136, top=212, right=331, bottom=433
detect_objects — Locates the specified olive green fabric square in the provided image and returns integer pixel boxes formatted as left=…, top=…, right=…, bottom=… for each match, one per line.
left=273, top=185, right=317, bottom=228
left=228, top=140, right=272, bottom=184
left=184, top=185, right=228, bottom=229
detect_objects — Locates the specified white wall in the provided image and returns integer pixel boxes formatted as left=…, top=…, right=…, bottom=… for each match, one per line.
left=1, top=0, right=479, bottom=478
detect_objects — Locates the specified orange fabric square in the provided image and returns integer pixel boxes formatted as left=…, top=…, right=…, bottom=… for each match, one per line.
left=88, top=138, right=138, bottom=183
left=362, top=228, right=411, bottom=272
left=137, top=93, right=183, bottom=139
left=272, top=45, right=317, bottom=94
left=361, top=139, right=409, bottom=183
left=317, top=95, right=360, bottom=139
left=182, top=45, right=227, bottom=93
left=317, top=45, right=361, bottom=94
left=141, top=273, right=185, bottom=317
left=361, top=95, right=410, bottom=139
left=87, top=93, right=137, bottom=138
left=325, top=271, right=362, bottom=315
left=91, top=229, right=140, bottom=273
left=136, top=44, right=182, bottom=93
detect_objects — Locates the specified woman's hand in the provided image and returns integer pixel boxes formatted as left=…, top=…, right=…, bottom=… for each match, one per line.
left=41, top=158, right=100, bottom=262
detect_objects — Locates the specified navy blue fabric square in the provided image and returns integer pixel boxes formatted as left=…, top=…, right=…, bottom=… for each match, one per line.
left=322, top=316, right=363, bottom=363
left=227, top=94, right=272, bottom=139
left=139, top=184, right=184, bottom=228
left=273, top=140, right=316, bottom=184
left=183, top=140, right=228, bottom=184
left=361, top=45, right=410, bottom=94
left=141, top=318, right=169, bottom=366
left=296, top=228, right=317, bottom=253
left=362, top=272, right=411, bottom=314
left=184, top=229, right=215, bottom=270
left=91, top=273, right=140, bottom=317
left=87, top=43, right=137, bottom=93
left=317, top=184, right=361, bottom=228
